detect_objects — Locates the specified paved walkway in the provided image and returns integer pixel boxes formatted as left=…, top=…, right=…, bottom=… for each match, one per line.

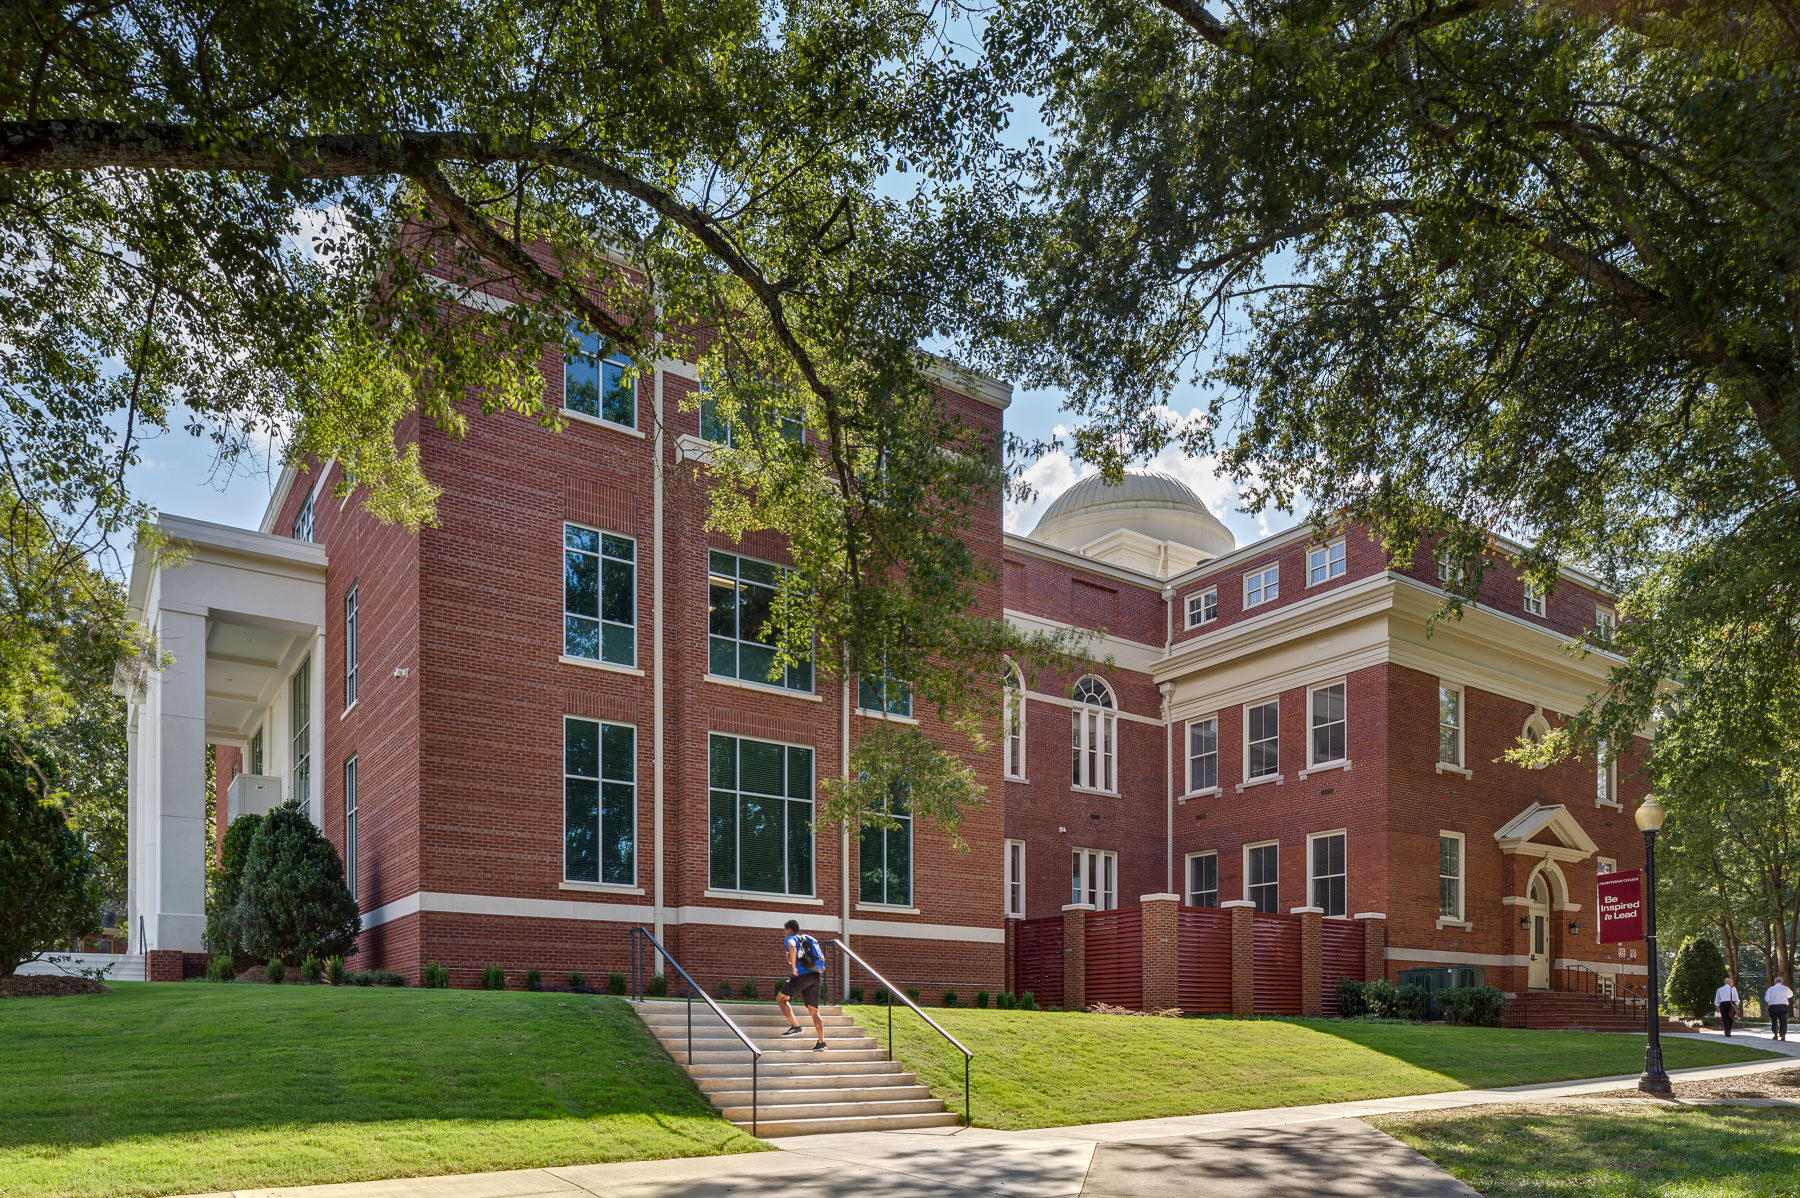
left=204, top=1053, right=1795, bottom=1198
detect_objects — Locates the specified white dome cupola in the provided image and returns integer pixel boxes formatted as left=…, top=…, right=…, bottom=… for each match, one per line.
left=1028, top=471, right=1235, bottom=578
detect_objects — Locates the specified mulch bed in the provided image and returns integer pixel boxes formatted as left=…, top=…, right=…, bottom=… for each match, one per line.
left=1591, top=1066, right=1800, bottom=1103
left=0, top=974, right=112, bottom=998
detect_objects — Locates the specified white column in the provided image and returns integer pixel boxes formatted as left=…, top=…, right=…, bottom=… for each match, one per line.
left=309, top=629, right=326, bottom=827
left=151, top=607, right=210, bottom=951
left=126, top=706, right=143, bottom=951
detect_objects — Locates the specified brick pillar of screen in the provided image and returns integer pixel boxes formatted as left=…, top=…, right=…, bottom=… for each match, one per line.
left=1062, top=903, right=1093, bottom=1011
left=1004, top=917, right=1019, bottom=997
left=1224, top=900, right=1256, bottom=1016
left=145, top=949, right=184, bottom=983
left=1139, top=893, right=1181, bottom=1012
left=1294, top=906, right=1325, bottom=1017
left=1355, top=912, right=1388, bottom=982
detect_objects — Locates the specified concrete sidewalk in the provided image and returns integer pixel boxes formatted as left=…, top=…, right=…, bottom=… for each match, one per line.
left=204, top=1054, right=1795, bottom=1198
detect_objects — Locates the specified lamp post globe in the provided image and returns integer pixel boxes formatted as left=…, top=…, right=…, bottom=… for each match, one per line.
left=1637, top=793, right=1673, bottom=1097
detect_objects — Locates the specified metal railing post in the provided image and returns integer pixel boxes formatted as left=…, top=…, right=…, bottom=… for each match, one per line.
left=625, top=926, right=762, bottom=1137
left=823, top=940, right=974, bottom=1130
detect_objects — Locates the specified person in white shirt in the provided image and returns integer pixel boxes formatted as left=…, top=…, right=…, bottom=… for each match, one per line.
left=1715, top=978, right=1742, bottom=1036
left=1766, top=976, right=1794, bottom=1042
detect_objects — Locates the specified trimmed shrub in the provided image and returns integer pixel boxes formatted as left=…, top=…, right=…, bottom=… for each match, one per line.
left=325, top=955, right=346, bottom=986
left=204, top=953, right=236, bottom=983
left=904, top=986, right=921, bottom=1003
left=422, top=961, right=450, bottom=989
left=1364, top=978, right=1427, bottom=1020
left=351, top=970, right=374, bottom=986
left=228, top=800, right=360, bottom=965
left=739, top=978, right=760, bottom=1000
left=846, top=985, right=865, bottom=1004
left=481, top=963, right=506, bottom=991
left=996, top=991, right=1017, bottom=1010
left=0, top=750, right=101, bottom=977
left=1438, top=985, right=1507, bottom=1027
left=646, top=973, right=668, bottom=998
left=204, top=811, right=263, bottom=961
left=975, top=989, right=990, bottom=1009
left=569, top=971, right=586, bottom=992
left=942, top=989, right=959, bottom=1007
left=608, top=971, right=628, bottom=996
left=526, top=968, right=542, bottom=992
left=370, top=969, right=406, bottom=987
left=1667, top=937, right=1729, bottom=1020
left=300, top=955, right=323, bottom=984
left=1334, top=978, right=1368, bottom=1019
left=873, top=986, right=889, bottom=1005
left=265, top=957, right=286, bottom=984
left=1019, top=990, right=1038, bottom=1011
left=713, top=980, right=732, bottom=1000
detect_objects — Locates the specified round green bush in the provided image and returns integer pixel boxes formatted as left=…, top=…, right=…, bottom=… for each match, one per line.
left=942, top=988, right=959, bottom=1007
left=1667, top=937, right=1729, bottom=1019
left=481, top=963, right=506, bottom=990
left=228, top=801, right=360, bottom=964
left=608, top=971, right=628, bottom=995
left=646, top=972, right=668, bottom=997
left=265, top=957, right=286, bottom=984
left=975, top=989, right=990, bottom=1009
left=422, top=961, right=450, bottom=988
left=526, top=968, right=542, bottom=991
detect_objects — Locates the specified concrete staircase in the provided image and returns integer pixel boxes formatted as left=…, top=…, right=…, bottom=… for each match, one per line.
left=631, top=999, right=963, bottom=1136
left=1504, top=990, right=1687, bottom=1034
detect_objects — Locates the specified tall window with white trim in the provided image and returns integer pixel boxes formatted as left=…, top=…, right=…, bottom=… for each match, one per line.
left=1005, top=839, right=1025, bottom=917
left=564, top=717, right=636, bottom=886
left=1188, top=716, right=1218, bottom=792
left=249, top=727, right=263, bottom=776
left=1596, top=738, right=1618, bottom=807
left=1071, top=676, right=1116, bottom=792
left=859, top=784, right=912, bottom=907
left=1071, top=848, right=1117, bottom=909
left=1309, top=682, right=1347, bottom=765
left=709, top=733, right=813, bottom=895
left=343, top=755, right=358, bottom=901
left=1245, top=699, right=1279, bottom=780
left=1187, top=852, right=1218, bottom=907
left=1596, top=606, right=1616, bottom=646
left=1186, top=587, right=1218, bottom=627
left=1245, top=564, right=1279, bottom=608
left=1246, top=842, right=1278, bottom=913
left=1438, top=684, right=1463, bottom=767
left=1523, top=579, right=1546, bottom=616
left=1003, top=663, right=1026, bottom=780
left=858, top=667, right=912, bottom=718
left=290, top=656, right=311, bottom=805
left=1307, top=539, right=1346, bottom=585
left=1309, top=831, right=1347, bottom=916
left=564, top=326, right=636, bottom=428
left=564, top=524, right=636, bottom=667
left=344, top=584, right=359, bottom=708
left=1439, top=833, right=1464, bottom=920
left=291, top=492, right=314, bottom=542
left=708, top=551, right=813, bottom=691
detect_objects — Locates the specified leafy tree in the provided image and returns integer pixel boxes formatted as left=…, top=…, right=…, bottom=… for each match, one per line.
left=2, top=0, right=1080, bottom=834
left=1666, top=936, right=1730, bottom=1020
left=206, top=812, right=265, bottom=959
left=228, top=801, right=360, bottom=964
left=0, top=747, right=101, bottom=976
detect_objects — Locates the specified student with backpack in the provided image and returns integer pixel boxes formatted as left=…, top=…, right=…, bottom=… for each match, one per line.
left=776, top=919, right=827, bottom=1050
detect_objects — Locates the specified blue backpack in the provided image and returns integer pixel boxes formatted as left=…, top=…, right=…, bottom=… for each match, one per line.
left=793, top=934, right=823, bottom=973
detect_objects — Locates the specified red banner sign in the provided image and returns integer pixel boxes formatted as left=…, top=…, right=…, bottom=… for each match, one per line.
left=1597, top=869, right=1644, bottom=944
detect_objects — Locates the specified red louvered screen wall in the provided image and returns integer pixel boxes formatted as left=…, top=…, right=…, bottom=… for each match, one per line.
left=1084, top=906, right=1143, bottom=1009
left=1014, top=915, right=1064, bottom=1009
left=1252, top=912, right=1303, bottom=1015
left=1320, top=918, right=1367, bottom=1016
left=1177, top=906, right=1233, bottom=1014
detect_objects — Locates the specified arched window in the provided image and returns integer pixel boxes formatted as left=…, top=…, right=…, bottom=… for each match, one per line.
left=1520, top=710, right=1552, bottom=768
left=1071, top=676, right=1116, bottom=792
left=1002, top=661, right=1026, bottom=781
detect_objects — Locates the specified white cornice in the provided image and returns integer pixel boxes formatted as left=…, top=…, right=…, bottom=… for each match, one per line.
left=1004, top=608, right=1163, bottom=675
left=1003, top=532, right=1166, bottom=589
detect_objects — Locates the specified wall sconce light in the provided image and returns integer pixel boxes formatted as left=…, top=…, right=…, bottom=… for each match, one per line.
left=1568, top=920, right=1580, bottom=934
left=1519, top=916, right=1531, bottom=931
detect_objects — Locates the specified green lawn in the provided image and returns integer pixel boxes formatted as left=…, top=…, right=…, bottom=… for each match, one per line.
left=0, top=983, right=761, bottom=1198
left=1375, top=1104, right=1800, bottom=1197
left=845, top=1005, right=1777, bottom=1130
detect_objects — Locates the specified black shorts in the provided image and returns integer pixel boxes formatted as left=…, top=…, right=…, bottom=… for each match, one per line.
left=779, top=971, right=822, bottom=1007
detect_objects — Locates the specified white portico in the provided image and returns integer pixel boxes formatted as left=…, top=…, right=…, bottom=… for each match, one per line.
left=120, top=515, right=327, bottom=953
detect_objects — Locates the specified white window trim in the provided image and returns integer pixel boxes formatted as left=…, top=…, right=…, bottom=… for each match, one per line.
left=343, top=754, right=358, bottom=902
left=1306, top=538, right=1347, bottom=587
left=1595, top=606, right=1616, bottom=642
left=1185, top=850, right=1219, bottom=907
left=559, top=654, right=648, bottom=677
left=561, top=405, right=648, bottom=438
left=702, top=673, right=826, bottom=702
left=1596, top=739, right=1622, bottom=810
left=1179, top=786, right=1222, bottom=802
left=856, top=667, right=914, bottom=720
left=561, top=339, right=641, bottom=435
left=1434, top=761, right=1474, bottom=780
left=1244, top=563, right=1280, bottom=609
left=706, top=730, right=818, bottom=899
left=1306, top=678, right=1349, bottom=769
left=1071, top=676, right=1118, bottom=795
left=1234, top=773, right=1285, bottom=794
left=1185, top=586, right=1219, bottom=629
left=1437, top=681, right=1465, bottom=772
left=562, top=714, right=640, bottom=889
left=1004, top=838, right=1026, bottom=919
left=1003, top=663, right=1027, bottom=782
left=1243, top=840, right=1279, bottom=911
left=344, top=584, right=358, bottom=713
left=1071, top=847, right=1119, bottom=910
left=563, top=521, right=638, bottom=669
left=1243, top=697, right=1280, bottom=783
left=706, top=549, right=815, bottom=696
left=1522, top=580, right=1546, bottom=617
left=1306, top=829, right=1348, bottom=918
left=1438, top=830, right=1466, bottom=924
left=1186, top=714, right=1220, bottom=795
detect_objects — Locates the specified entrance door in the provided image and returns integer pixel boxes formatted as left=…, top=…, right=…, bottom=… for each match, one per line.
left=1527, top=878, right=1551, bottom=990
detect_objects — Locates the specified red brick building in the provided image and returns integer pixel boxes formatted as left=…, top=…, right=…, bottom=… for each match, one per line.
left=124, top=356, right=1649, bottom=1002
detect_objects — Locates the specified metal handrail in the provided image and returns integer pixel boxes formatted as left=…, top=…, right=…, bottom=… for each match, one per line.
left=628, top=926, right=764, bottom=1136
left=1559, top=962, right=1649, bottom=1018
left=825, top=939, right=972, bottom=1128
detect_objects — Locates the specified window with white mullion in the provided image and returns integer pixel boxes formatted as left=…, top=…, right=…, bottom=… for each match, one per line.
left=1071, top=847, right=1117, bottom=910
left=1070, top=676, right=1116, bottom=792
left=1002, top=663, right=1026, bottom=780
left=1187, top=716, right=1218, bottom=792
left=1308, top=831, right=1346, bottom=917
left=1596, top=737, right=1619, bottom=807
left=1245, top=699, right=1279, bottom=780
left=708, top=733, right=814, bottom=895
left=1307, top=539, right=1346, bottom=585
left=707, top=550, right=813, bottom=692
left=343, top=755, right=358, bottom=901
left=1186, top=587, right=1218, bottom=627
left=1438, top=684, right=1463, bottom=767
left=564, top=325, right=636, bottom=428
left=1438, top=832, right=1464, bottom=920
left=1245, top=841, right=1278, bottom=913
left=1005, top=839, right=1025, bottom=917
left=1523, top=579, right=1546, bottom=617
left=564, top=717, right=637, bottom=886
left=1187, top=851, right=1218, bottom=908
left=289, top=656, right=311, bottom=805
left=1309, top=681, right=1347, bottom=766
left=564, top=524, right=636, bottom=667
left=344, top=584, right=359, bottom=708
left=1245, top=564, right=1279, bottom=608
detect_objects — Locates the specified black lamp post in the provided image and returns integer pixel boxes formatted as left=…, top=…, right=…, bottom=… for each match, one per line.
left=1636, top=794, right=1673, bottom=1097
